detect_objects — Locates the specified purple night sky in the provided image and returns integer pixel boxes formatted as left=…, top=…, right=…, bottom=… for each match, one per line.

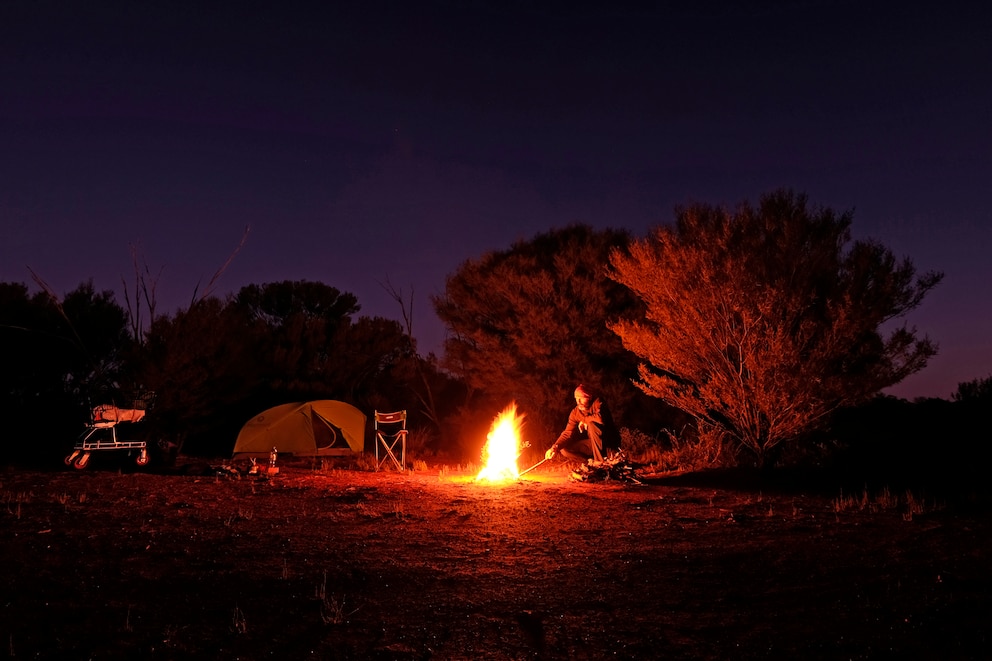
left=2, top=1, right=990, bottom=400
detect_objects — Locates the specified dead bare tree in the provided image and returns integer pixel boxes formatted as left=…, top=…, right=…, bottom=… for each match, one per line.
left=190, top=226, right=251, bottom=306
left=380, top=277, right=441, bottom=434
left=121, top=242, right=164, bottom=343
left=27, top=267, right=88, bottom=357
left=26, top=268, right=129, bottom=396
left=120, top=226, right=250, bottom=341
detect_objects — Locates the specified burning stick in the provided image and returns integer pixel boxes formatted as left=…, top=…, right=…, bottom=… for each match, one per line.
left=518, top=457, right=549, bottom=477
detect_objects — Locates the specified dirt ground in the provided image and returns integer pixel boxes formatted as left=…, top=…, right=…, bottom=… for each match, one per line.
left=2, top=458, right=990, bottom=660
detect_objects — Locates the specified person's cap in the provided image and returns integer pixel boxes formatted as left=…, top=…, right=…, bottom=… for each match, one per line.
left=574, top=384, right=592, bottom=398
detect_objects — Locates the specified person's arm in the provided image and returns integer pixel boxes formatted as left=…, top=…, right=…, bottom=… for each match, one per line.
left=546, top=409, right=579, bottom=458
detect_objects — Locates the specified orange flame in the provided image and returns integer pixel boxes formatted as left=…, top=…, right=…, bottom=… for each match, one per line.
left=476, top=403, right=525, bottom=482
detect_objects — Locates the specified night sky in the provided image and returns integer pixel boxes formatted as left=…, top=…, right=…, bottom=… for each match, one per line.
left=2, top=1, right=990, bottom=400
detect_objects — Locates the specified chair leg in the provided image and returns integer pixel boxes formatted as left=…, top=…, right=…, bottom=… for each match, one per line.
left=385, top=440, right=404, bottom=471
left=375, top=435, right=405, bottom=471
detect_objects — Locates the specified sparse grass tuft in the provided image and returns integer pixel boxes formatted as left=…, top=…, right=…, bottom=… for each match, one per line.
left=355, top=502, right=377, bottom=518
left=833, top=486, right=941, bottom=518
left=224, top=507, right=254, bottom=526
left=316, top=570, right=358, bottom=624
left=230, top=605, right=247, bottom=634
left=3, top=490, right=32, bottom=519
left=903, top=489, right=931, bottom=521
left=355, top=453, right=378, bottom=472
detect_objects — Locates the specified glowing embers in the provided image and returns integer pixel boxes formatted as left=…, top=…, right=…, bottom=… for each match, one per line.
left=475, top=403, right=525, bottom=482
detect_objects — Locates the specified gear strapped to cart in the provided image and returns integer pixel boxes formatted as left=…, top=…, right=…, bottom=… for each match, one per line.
left=65, top=392, right=155, bottom=470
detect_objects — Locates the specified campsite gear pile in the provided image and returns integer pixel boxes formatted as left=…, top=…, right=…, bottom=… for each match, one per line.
left=209, top=459, right=277, bottom=480
left=65, top=392, right=155, bottom=470
left=250, top=455, right=279, bottom=477
left=569, top=452, right=642, bottom=484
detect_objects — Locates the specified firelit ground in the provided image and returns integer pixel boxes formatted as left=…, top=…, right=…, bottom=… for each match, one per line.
left=2, top=463, right=989, bottom=660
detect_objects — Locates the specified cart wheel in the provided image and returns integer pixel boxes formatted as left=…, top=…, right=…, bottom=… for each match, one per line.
left=65, top=450, right=80, bottom=466
left=73, top=453, right=90, bottom=470
left=136, top=448, right=150, bottom=466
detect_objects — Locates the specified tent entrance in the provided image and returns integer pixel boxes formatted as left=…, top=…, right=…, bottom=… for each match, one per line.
left=312, top=411, right=355, bottom=456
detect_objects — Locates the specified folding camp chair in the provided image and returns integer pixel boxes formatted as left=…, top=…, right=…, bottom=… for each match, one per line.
left=374, top=410, right=408, bottom=471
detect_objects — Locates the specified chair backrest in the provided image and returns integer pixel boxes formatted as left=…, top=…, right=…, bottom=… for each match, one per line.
left=374, top=410, right=407, bottom=431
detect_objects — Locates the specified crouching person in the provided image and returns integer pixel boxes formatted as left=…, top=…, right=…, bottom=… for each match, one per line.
left=545, top=383, right=621, bottom=464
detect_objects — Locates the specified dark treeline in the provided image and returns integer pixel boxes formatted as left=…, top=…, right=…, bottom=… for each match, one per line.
left=3, top=191, right=990, bottom=486
left=0, top=279, right=465, bottom=465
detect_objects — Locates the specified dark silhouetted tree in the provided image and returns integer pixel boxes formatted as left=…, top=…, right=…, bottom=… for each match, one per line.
left=951, top=375, right=992, bottom=454
left=230, top=280, right=420, bottom=409
left=608, top=190, right=943, bottom=466
left=136, top=280, right=430, bottom=456
left=953, top=374, right=992, bottom=405
left=1, top=280, right=131, bottom=462
left=136, top=297, right=257, bottom=455
left=60, top=282, right=133, bottom=396
left=230, top=280, right=362, bottom=402
left=433, top=224, right=662, bottom=443
left=233, top=280, right=359, bottom=327
left=323, top=314, right=416, bottom=408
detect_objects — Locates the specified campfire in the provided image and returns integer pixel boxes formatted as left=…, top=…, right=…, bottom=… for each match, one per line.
left=475, top=403, right=526, bottom=482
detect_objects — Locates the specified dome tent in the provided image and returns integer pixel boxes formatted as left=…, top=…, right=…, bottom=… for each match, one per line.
left=232, top=401, right=365, bottom=458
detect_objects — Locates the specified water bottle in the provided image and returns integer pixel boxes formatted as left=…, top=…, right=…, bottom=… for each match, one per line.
left=269, top=447, right=278, bottom=468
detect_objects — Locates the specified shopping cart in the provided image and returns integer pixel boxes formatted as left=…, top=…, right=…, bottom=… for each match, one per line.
left=65, top=392, right=155, bottom=470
